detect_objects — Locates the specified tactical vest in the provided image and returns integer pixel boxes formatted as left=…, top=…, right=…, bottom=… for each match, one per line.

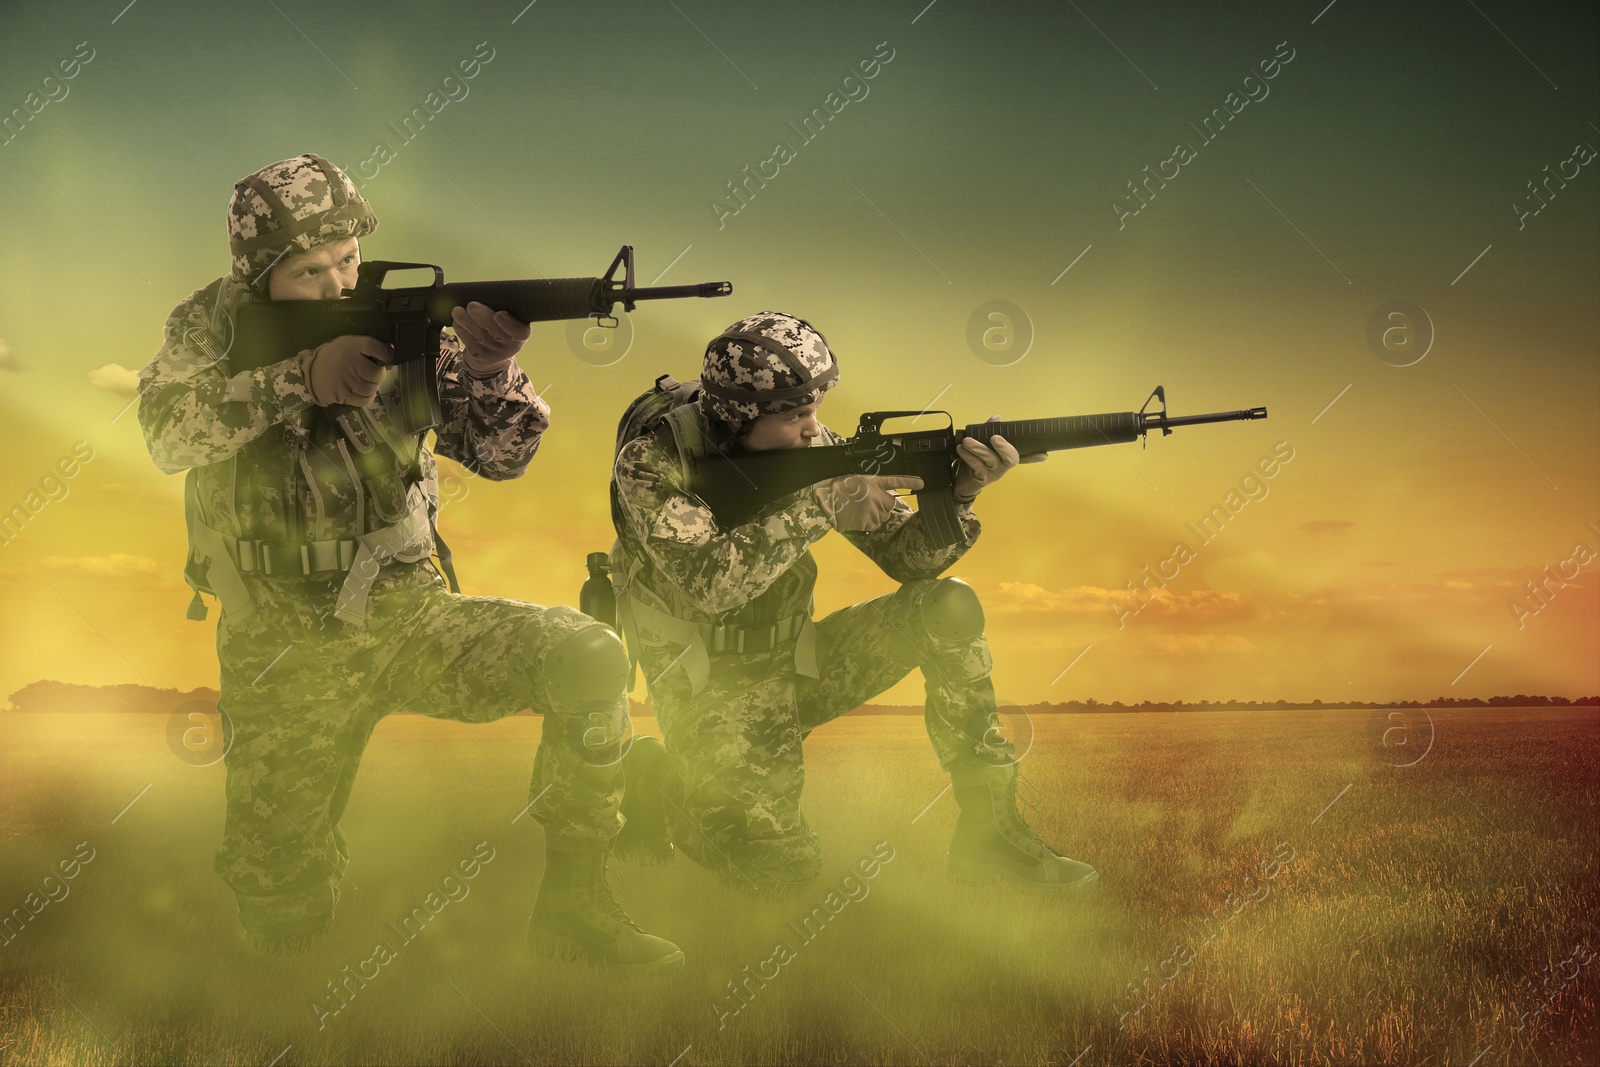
left=608, top=377, right=818, bottom=693
left=179, top=281, right=449, bottom=627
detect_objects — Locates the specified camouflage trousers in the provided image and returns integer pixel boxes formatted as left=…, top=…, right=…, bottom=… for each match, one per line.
left=638, top=578, right=1014, bottom=895
left=213, top=563, right=624, bottom=952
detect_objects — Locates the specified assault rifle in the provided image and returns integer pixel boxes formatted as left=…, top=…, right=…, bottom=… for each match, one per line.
left=687, top=387, right=1267, bottom=546
left=228, top=245, right=732, bottom=433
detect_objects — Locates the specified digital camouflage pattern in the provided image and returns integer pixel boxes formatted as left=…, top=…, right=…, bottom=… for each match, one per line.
left=227, top=154, right=377, bottom=284
left=138, top=248, right=614, bottom=953
left=614, top=422, right=978, bottom=620
left=613, top=419, right=1012, bottom=893
left=139, top=275, right=548, bottom=548
left=697, top=311, right=838, bottom=429
left=215, top=567, right=623, bottom=951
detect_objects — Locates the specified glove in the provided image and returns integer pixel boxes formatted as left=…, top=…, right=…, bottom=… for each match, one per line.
left=451, top=301, right=531, bottom=379
left=301, top=335, right=393, bottom=407
left=814, top=475, right=923, bottom=533
left=953, top=415, right=1046, bottom=503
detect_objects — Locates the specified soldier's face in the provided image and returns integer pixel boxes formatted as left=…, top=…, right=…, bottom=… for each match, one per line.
left=266, top=237, right=361, bottom=301
left=742, top=398, right=824, bottom=451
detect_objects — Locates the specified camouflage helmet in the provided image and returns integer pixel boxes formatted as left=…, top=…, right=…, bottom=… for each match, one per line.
left=227, top=153, right=377, bottom=287
left=698, top=312, right=839, bottom=430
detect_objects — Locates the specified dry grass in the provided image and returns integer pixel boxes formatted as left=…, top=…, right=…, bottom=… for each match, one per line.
left=1, top=707, right=1595, bottom=1065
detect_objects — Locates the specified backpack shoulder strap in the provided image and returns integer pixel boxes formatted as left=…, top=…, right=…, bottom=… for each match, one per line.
left=660, top=400, right=711, bottom=491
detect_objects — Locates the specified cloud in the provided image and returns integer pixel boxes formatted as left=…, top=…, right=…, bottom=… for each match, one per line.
left=86, top=363, right=139, bottom=396
left=1125, top=633, right=1258, bottom=656
left=1301, top=519, right=1356, bottom=534
left=1139, top=588, right=1257, bottom=625
left=42, top=554, right=160, bottom=576
left=994, top=581, right=1257, bottom=626
left=0, top=338, right=24, bottom=373
left=1439, top=564, right=1538, bottom=584
left=994, top=581, right=1122, bottom=614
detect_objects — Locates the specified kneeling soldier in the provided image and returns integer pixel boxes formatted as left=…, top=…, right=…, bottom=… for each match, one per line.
left=137, top=153, right=681, bottom=974
left=609, top=312, right=1097, bottom=896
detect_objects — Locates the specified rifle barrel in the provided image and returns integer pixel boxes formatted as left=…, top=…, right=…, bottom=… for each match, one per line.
left=625, top=282, right=733, bottom=301
left=1153, top=407, right=1268, bottom=429
left=957, top=406, right=1268, bottom=455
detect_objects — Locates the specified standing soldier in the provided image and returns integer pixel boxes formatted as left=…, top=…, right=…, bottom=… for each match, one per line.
left=137, top=154, right=682, bottom=975
left=610, top=312, right=1098, bottom=896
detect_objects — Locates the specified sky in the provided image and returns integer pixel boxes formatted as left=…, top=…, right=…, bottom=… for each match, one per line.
left=0, top=0, right=1595, bottom=705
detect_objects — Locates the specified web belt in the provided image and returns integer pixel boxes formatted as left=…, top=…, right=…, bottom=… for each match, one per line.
left=703, top=614, right=807, bottom=654
left=232, top=537, right=360, bottom=578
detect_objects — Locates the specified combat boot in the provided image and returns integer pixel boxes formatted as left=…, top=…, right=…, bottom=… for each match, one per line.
left=614, top=736, right=676, bottom=867
left=528, top=835, right=685, bottom=976
left=946, top=758, right=1098, bottom=892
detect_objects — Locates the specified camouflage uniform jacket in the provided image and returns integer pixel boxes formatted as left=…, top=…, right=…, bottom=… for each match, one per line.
left=612, top=415, right=981, bottom=639
left=138, top=275, right=548, bottom=618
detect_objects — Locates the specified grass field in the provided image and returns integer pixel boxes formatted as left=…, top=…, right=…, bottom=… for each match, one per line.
left=1, top=707, right=1596, bottom=1066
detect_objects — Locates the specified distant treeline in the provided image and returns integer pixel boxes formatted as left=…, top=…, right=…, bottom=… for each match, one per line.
left=853, top=694, right=1600, bottom=714
left=7, top=680, right=1596, bottom=715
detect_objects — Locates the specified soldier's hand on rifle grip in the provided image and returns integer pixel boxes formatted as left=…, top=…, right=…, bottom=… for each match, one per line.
left=451, top=301, right=532, bottom=379
left=953, top=415, right=1046, bottom=503
left=815, top=475, right=923, bottom=532
left=301, top=335, right=394, bottom=407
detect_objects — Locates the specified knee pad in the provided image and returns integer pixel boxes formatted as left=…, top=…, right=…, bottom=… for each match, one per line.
left=542, top=624, right=631, bottom=710
left=919, top=577, right=986, bottom=644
